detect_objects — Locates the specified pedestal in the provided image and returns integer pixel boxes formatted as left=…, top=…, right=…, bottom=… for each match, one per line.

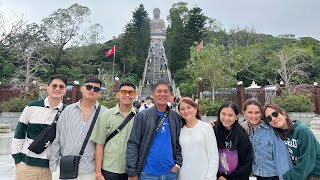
left=0, top=134, right=13, bottom=154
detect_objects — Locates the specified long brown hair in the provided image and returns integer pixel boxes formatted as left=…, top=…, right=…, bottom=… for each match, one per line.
left=178, top=97, right=202, bottom=127
left=264, top=103, right=294, bottom=140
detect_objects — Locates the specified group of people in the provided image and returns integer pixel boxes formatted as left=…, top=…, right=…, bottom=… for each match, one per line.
left=12, top=75, right=320, bottom=180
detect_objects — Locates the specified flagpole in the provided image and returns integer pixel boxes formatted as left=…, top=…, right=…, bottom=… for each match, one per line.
left=112, top=45, right=115, bottom=82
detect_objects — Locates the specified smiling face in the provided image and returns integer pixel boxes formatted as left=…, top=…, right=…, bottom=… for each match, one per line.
left=179, top=101, right=197, bottom=122
left=46, top=79, right=67, bottom=100
left=81, top=82, right=101, bottom=101
left=117, top=85, right=136, bottom=106
left=243, top=104, right=262, bottom=127
left=264, top=107, right=289, bottom=130
left=220, top=107, right=239, bottom=130
left=152, top=84, right=170, bottom=108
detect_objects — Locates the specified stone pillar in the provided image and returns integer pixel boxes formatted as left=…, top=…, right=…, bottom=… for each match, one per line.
left=0, top=121, right=12, bottom=154
left=237, top=84, right=245, bottom=110
left=197, top=79, right=203, bottom=100
left=311, top=117, right=320, bottom=142
left=71, top=84, right=80, bottom=103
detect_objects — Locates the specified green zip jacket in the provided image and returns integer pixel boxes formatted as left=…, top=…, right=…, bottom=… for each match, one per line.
left=283, top=121, right=320, bottom=180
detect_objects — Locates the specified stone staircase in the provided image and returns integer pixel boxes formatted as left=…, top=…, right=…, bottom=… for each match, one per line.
left=138, top=38, right=172, bottom=101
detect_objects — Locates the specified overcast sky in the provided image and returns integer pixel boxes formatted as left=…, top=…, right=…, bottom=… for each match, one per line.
left=1, top=0, right=320, bottom=42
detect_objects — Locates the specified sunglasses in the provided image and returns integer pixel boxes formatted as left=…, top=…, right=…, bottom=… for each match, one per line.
left=120, top=90, right=135, bottom=96
left=265, top=111, right=279, bottom=122
left=85, top=84, right=101, bottom=92
left=51, top=84, right=66, bottom=90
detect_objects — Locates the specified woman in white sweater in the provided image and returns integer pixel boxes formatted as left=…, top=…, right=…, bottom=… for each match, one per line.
left=177, top=97, right=219, bottom=180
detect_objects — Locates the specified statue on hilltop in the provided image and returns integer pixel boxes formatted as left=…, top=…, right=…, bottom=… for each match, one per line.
left=150, top=8, right=166, bottom=36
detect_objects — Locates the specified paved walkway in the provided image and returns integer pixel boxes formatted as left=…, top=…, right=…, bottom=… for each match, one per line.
left=0, top=154, right=15, bottom=180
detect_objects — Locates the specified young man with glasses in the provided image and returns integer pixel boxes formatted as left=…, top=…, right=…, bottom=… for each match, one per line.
left=50, top=77, right=107, bottom=180
left=126, top=80, right=182, bottom=180
left=91, top=82, right=137, bottom=180
left=12, top=74, right=68, bottom=180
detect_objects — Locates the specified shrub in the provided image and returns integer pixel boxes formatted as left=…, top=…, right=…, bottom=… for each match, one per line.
left=199, top=98, right=226, bottom=116
left=273, top=92, right=314, bottom=112
left=0, top=97, right=31, bottom=112
left=99, top=96, right=118, bottom=109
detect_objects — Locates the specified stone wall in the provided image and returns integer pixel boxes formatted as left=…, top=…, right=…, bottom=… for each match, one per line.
left=0, top=112, right=22, bottom=130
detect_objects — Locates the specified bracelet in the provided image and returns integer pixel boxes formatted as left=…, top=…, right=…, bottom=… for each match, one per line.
left=96, top=172, right=102, bottom=177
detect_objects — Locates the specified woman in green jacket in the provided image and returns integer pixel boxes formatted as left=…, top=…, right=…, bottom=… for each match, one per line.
left=264, top=103, right=320, bottom=180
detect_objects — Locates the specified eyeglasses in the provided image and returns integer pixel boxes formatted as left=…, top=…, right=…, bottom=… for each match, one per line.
left=51, top=84, right=66, bottom=90
left=265, top=111, right=279, bottom=122
left=85, top=84, right=101, bottom=92
left=120, top=90, right=135, bottom=96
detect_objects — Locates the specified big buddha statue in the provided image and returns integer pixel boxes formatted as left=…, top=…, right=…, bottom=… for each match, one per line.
left=150, top=8, right=166, bottom=36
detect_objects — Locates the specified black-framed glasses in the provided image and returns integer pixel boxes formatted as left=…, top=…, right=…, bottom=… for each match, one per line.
left=265, top=111, right=279, bottom=122
left=51, top=84, right=66, bottom=90
left=85, top=84, right=101, bottom=92
left=120, top=90, right=135, bottom=96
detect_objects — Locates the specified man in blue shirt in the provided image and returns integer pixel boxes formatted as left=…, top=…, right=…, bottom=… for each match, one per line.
left=126, top=80, right=182, bottom=180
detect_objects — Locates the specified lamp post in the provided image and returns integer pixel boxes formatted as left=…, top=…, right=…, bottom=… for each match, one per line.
left=114, top=77, right=120, bottom=94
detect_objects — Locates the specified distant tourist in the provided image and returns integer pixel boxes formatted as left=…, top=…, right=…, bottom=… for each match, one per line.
left=138, top=96, right=154, bottom=112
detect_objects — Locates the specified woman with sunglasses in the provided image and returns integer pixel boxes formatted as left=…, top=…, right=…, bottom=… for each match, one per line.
left=214, top=101, right=252, bottom=180
left=177, top=97, right=219, bottom=180
left=242, top=99, right=292, bottom=180
left=264, top=103, right=320, bottom=180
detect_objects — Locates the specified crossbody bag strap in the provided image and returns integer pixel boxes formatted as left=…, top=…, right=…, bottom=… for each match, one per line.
left=155, top=109, right=169, bottom=133
left=104, top=111, right=135, bottom=146
left=79, top=105, right=101, bottom=156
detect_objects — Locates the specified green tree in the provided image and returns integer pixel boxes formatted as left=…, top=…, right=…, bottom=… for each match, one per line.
left=187, top=43, right=235, bottom=101
left=118, top=4, right=150, bottom=78
left=166, top=2, right=189, bottom=83
left=184, top=7, right=208, bottom=45
left=42, top=3, right=91, bottom=73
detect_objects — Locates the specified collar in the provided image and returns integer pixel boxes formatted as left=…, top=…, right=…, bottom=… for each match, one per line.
left=113, top=103, right=137, bottom=115
left=248, top=120, right=270, bottom=129
left=44, top=97, right=63, bottom=110
left=74, top=100, right=100, bottom=110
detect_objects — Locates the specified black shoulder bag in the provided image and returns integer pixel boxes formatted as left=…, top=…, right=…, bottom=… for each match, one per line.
left=59, top=105, right=101, bottom=179
left=104, top=111, right=135, bottom=146
left=28, top=107, right=63, bottom=154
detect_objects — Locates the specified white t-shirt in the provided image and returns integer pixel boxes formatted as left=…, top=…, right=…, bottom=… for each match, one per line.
left=178, top=120, right=219, bottom=180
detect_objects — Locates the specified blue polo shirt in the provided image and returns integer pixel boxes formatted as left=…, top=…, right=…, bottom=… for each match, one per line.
left=143, top=112, right=174, bottom=175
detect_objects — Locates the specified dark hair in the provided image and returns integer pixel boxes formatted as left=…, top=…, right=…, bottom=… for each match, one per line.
left=146, top=96, right=152, bottom=100
left=242, top=98, right=263, bottom=120
left=133, top=101, right=141, bottom=109
left=119, top=82, right=136, bottom=91
left=48, top=74, right=67, bottom=86
left=85, top=77, right=102, bottom=87
left=264, top=103, right=294, bottom=140
left=214, top=101, right=242, bottom=151
left=178, top=97, right=202, bottom=127
left=152, top=80, right=170, bottom=92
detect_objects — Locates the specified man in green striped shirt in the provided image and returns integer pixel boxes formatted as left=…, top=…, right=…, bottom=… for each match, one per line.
left=12, top=74, right=67, bottom=180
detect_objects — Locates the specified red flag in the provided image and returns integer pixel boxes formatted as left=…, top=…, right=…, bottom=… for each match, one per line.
left=105, top=46, right=115, bottom=58
left=195, top=40, right=203, bottom=51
